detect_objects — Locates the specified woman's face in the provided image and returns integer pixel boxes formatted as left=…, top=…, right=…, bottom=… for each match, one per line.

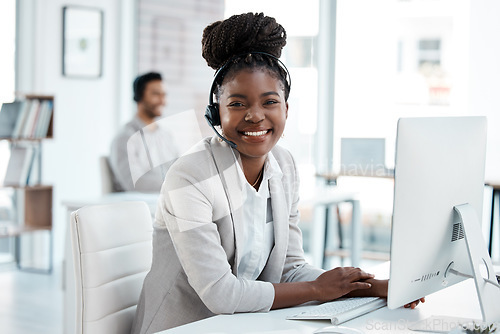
left=219, top=69, right=288, bottom=161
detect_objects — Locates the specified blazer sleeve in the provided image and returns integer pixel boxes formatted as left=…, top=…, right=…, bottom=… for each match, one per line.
left=160, top=158, right=275, bottom=315
left=279, top=150, right=325, bottom=283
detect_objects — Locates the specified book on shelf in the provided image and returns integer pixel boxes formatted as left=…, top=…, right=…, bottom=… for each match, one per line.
left=11, top=100, right=31, bottom=139
left=2, top=146, right=36, bottom=187
left=21, top=99, right=40, bottom=139
left=0, top=101, right=23, bottom=138
left=34, top=100, right=53, bottom=138
left=0, top=98, right=53, bottom=139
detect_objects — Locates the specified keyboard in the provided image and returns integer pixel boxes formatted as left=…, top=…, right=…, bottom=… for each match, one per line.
left=287, top=297, right=387, bottom=325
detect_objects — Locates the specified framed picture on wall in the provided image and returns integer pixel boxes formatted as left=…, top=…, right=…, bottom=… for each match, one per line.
left=62, top=6, right=103, bottom=78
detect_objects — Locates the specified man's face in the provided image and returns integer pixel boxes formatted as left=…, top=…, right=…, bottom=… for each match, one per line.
left=139, top=80, right=166, bottom=118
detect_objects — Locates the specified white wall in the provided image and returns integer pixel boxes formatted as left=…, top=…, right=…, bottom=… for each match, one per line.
left=16, top=0, right=135, bottom=267
left=469, top=0, right=500, bottom=182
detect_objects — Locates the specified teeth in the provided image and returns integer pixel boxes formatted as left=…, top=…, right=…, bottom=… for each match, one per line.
left=244, top=130, right=268, bottom=136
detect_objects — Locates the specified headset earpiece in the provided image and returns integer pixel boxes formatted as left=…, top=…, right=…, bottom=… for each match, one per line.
left=205, top=103, right=221, bottom=126
left=204, top=102, right=236, bottom=148
left=133, top=76, right=141, bottom=102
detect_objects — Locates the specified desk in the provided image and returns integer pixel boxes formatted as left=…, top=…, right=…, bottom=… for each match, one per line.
left=61, top=192, right=159, bottom=334
left=317, top=171, right=395, bottom=186
left=316, top=172, right=394, bottom=267
left=301, top=188, right=361, bottom=268
left=156, top=263, right=487, bottom=334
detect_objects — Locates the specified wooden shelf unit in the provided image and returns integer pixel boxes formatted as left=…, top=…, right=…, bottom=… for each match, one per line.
left=0, top=186, right=53, bottom=236
left=0, top=94, right=54, bottom=273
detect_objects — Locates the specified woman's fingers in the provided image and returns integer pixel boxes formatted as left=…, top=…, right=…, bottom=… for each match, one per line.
left=314, top=267, right=377, bottom=301
left=352, top=281, right=372, bottom=290
left=347, top=267, right=375, bottom=281
left=404, top=297, right=426, bottom=309
left=404, top=301, right=417, bottom=309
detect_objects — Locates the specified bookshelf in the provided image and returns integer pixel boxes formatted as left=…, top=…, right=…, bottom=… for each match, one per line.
left=0, top=95, right=54, bottom=273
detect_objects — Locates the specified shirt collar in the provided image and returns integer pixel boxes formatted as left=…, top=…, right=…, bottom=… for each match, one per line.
left=262, top=151, right=283, bottom=181
left=232, top=150, right=283, bottom=190
left=132, top=115, right=147, bottom=129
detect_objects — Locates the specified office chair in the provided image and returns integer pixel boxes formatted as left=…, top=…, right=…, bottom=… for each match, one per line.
left=99, top=156, right=116, bottom=194
left=70, top=201, right=153, bottom=334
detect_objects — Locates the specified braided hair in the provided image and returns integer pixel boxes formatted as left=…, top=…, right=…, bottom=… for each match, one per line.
left=202, top=12, right=290, bottom=100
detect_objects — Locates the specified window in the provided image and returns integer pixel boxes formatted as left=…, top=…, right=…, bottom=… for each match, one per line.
left=0, top=0, right=16, bottom=103
left=418, top=39, right=441, bottom=67
left=333, top=0, right=465, bottom=255
left=0, top=0, right=16, bottom=262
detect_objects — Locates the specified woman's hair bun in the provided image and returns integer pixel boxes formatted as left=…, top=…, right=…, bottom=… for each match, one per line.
left=202, top=12, right=287, bottom=70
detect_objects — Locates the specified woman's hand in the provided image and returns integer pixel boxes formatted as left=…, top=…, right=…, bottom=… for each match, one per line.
left=404, top=297, right=426, bottom=309
left=272, top=267, right=374, bottom=309
left=345, top=278, right=388, bottom=298
left=312, top=267, right=374, bottom=301
left=347, top=278, right=425, bottom=308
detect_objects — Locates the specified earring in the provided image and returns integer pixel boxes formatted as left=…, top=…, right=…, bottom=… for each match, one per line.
left=281, top=132, right=285, bottom=138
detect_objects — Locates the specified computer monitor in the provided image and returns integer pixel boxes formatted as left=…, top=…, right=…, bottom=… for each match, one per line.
left=340, top=138, right=388, bottom=176
left=388, top=116, right=500, bottom=323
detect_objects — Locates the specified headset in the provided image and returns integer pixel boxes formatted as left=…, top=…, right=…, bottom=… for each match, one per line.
left=204, top=52, right=292, bottom=149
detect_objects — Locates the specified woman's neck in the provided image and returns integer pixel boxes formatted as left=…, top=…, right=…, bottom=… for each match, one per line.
left=240, top=156, right=266, bottom=190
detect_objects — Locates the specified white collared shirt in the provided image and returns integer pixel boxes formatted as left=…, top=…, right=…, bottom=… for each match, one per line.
left=110, top=115, right=179, bottom=192
left=234, top=152, right=283, bottom=280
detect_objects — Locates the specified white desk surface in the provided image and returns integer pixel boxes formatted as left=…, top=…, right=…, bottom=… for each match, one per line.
left=157, top=263, right=486, bottom=334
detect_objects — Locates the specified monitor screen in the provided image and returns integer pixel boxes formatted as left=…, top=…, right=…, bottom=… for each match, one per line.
left=388, top=117, right=488, bottom=311
left=340, top=138, right=386, bottom=176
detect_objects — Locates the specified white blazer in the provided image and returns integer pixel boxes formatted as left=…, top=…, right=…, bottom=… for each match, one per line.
left=132, top=137, right=324, bottom=334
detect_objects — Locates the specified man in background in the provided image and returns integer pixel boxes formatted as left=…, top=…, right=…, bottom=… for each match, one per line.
left=109, top=72, right=178, bottom=192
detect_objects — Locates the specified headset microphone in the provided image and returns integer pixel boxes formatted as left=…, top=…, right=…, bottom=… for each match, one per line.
left=204, top=113, right=237, bottom=149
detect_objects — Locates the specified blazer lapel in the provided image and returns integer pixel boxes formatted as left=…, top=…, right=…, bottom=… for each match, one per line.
left=259, top=173, right=289, bottom=282
left=209, top=138, right=246, bottom=274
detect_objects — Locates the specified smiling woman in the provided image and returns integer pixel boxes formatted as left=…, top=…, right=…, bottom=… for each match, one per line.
left=131, top=12, right=393, bottom=334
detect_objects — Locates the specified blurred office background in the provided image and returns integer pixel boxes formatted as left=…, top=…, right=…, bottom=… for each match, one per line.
left=1, top=0, right=500, bottom=333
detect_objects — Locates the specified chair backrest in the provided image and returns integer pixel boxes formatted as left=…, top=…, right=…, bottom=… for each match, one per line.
left=70, top=201, right=153, bottom=334
left=100, top=156, right=115, bottom=194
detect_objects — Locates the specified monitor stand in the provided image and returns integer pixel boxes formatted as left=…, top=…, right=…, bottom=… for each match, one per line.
left=410, top=204, right=500, bottom=333
left=453, top=203, right=500, bottom=323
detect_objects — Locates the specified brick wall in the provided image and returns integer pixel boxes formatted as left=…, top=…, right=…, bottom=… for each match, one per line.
left=138, top=0, right=224, bottom=136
